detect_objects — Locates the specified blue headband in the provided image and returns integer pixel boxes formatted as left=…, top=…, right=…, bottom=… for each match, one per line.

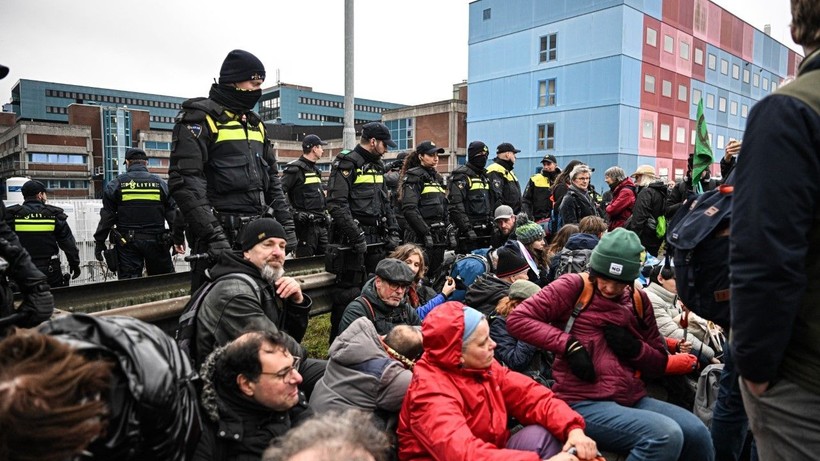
left=462, top=306, right=484, bottom=343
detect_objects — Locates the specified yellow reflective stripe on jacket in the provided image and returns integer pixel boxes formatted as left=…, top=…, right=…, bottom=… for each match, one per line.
left=421, top=183, right=445, bottom=194
left=487, top=163, right=518, bottom=182
left=212, top=121, right=266, bottom=143
left=353, top=170, right=384, bottom=184
left=467, top=176, right=489, bottom=190
left=530, top=174, right=551, bottom=188
left=122, top=189, right=161, bottom=201
left=304, top=173, right=321, bottom=185
left=14, top=218, right=55, bottom=232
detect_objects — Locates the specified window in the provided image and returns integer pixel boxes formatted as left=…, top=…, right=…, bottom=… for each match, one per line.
left=718, top=97, right=726, bottom=112
left=28, top=153, right=87, bottom=164
left=646, top=27, right=657, bottom=47
left=720, top=59, right=729, bottom=75
left=708, top=53, right=717, bottom=70
left=717, top=135, right=725, bottom=149
left=678, top=84, right=688, bottom=102
left=732, top=64, right=740, bottom=79
left=662, top=80, right=672, bottom=97
left=706, top=93, right=715, bottom=109
left=694, top=48, right=704, bottom=65
left=539, top=33, right=557, bottom=62
left=644, top=74, right=656, bottom=93
left=483, top=8, right=491, bottom=20
left=693, top=88, right=702, bottom=103
left=663, top=35, right=674, bottom=53
left=753, top=73, right=760, bottom=87
left=741, top=104, right=749, bottom=117
left=680, top=42, right=690, bottom=60
left=743, top=68, right=750, bottom=83
left=771, top=80, right=778, bottom=92
left=762, top=77, right=769, bottom=92
left=538, top=79, right=557, bottom=107
left=642, top=120, right=654, bottom=139
left=691, top=129, right=697, bottom=145
left=676, top=126, right=687, bottom=143
left=537, top=123, right=555, bottom=150
left=730, top=101, right=738, bottom=115
left=660, top=124, right=671, bottom=141
left=148, top=158, right=169, bottom=167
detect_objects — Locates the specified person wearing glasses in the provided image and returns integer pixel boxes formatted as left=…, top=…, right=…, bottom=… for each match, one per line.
left=559, top=165, right=600, bottom=226
left=338, top=258, right=421, bottom=336
left=194, top=218, right=326, bottom=399
left=397, top=141, right=450, bottom=279
left=196, top=330, right=310, bottom=461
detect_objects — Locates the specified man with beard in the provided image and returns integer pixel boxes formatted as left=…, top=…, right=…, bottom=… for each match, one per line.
left=169, top=49, right=296, bottom=292
left=338, top=258, right=420, bottom=336
left=194, top=218, right=325, bottom=398
left=522, top=154, right=560, bottom=222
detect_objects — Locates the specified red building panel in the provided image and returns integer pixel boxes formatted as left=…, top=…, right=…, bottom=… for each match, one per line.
left=660, top=23, right=678, bottom=71
left=742, top=23, right=755, bottom=62
left=676, top=30, right=694, bottom=78
left=672, top=116, right=691, bottom=159
left=663, top=0, right=680, bottom=27
left=656, top=112, right=674, bottom=159
left=719, top=9, right=734, bottom=51
left=639, top=109, right=659, bottom=157
left=643, top=15, right=662, bottom=68
left=692, top=37, right=707, bottom=81
left=658, top=67, right=678, bottom=112
left=674, top=74, right=691, bottom=117
left=692, top=0, right=708, bottom=41
left=641, top=62, right=661, bottom=113
left=730, top=16, right=744, bottom=57
left=706, top=2, right=721, bottom=46
left=26, top=134, right=87, bottom=147
left=678, top=0, right=694, bottom=35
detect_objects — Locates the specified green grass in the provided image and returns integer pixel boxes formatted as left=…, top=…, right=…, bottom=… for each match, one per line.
left=302, top=313, right=331, bottom=360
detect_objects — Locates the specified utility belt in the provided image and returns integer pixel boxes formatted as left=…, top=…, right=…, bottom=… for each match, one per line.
left=216, top=212, right=256, bottom=230
left=296, top=211, right=330, bottom=228
left=32, top=255, right=61, bottom=270
left=120, top=229, right=172, bottom=245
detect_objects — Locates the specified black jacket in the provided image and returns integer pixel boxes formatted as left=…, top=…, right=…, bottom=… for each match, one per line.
left=626, top=181, right=668, bottom=254
left=465, top=274, right=510, bottom=317
left=38, top=314, right=201, bottom=461
left=6, top=200, right=80, bottom=268
left=486, top=158, right=522, bottom=214
left=338, top=277, right=421, bottom=335
left=281, top=156, right=326, bottom=214
left=401, top=165, right=448, bottom=237
left=447, top=163, right=494, bottom=234
left=522, top=168, right=560, bottom=221
left=559, top=185, right=600, bottom=225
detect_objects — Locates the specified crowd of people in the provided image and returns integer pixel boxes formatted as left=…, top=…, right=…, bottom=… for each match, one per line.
left=1, top=1, right=819, bottom=458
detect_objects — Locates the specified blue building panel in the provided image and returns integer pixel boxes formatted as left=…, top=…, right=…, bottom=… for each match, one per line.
left=621, top=56, right=643, bottom=108
left=624, top=0, right=662, bottom=20
left=753, top=30, right=766, bottom=68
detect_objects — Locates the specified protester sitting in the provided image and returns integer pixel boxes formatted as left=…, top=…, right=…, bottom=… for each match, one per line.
left=547, top=217, right=604, bottom=283
left=389, top=243, right=455, bottom=320
left=491, top=204, right=518, bottom=249
left=0, top=314, right=200, bottom=461
left=195, top=330, right=311, bottom=461
left=491, top=279, right=553, bottom=386
left=546, top=224, right=580, bottom=260
left=398, top=301, right=599, bottom=460
left=507, top=228, right=712, bottom=460
left=507, top=214, right=550, bottom=286
left=466, top=246, right=531, bottom=317
left=310, top=318, right=422, bottom=428
left=338, top=258, right=421, bottom=335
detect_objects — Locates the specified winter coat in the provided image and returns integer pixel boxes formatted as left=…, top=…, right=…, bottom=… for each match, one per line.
left=465, top=274, right=511, bottom=317
left=547, top=232, right=599, bottom=283
left=397, top=301, right=585, bottom=461
left=491, top=315, right=552, bottom=381
left=559, top=185, right=600, bottom=225
left=644, top=283, right=716, bottom=361
left=310, top=317, right=412, bottom=426
left=195, top=251, right=312, bottom=368
left=625, top=180, right=667, bottom=256
left=38, top=314, right=201, bottom=461
left=605, top=177, right=636, bottom=231
left=506, top=274, right=668, bottom=406
left=338, top=277, right=421, bottom=335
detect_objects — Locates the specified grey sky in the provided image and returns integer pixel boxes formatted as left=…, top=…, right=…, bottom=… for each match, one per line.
left=0, top=0, right=799, bottom=108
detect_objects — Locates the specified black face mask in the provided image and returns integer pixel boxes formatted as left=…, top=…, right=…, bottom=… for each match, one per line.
left=209, top=83, right=261, bottom=112
left=469, top=155, right=488, bottom=169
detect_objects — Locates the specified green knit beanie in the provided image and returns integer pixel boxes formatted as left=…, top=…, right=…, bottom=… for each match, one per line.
left=515, top=214, right=545, bottom=245
left=589, top=228, right=645, bottom=283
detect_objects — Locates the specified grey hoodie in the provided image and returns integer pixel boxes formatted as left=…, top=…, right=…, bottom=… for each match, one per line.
left=309, top=317, right=412, bottom=424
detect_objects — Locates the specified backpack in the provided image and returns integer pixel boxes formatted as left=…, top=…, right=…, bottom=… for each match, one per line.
left=448, top=254, right=490, bottom=301
left=666, top=185, right=733, bottom=330
left=564, top=272, right=644, bottom=334
left=693, top=363, right=724, bottom=429
left=554, top=248, right=593, bottom=277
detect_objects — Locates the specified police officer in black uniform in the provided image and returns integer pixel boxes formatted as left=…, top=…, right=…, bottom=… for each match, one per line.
left=93, top=148, right=177, bottom=279
left=325, top=121, right=401, bottom=343
left=522, top=154, right=561, bottom=222
left=6, top=180, right=81, bottom=287
left=168, top=49, right=296, bottom=291
left=398, top=141, right=450, bottom=279
left=486, top=142, right=523, bottom=214
left=281, top=134, right=329, bottom=257
left=384, top=151, right=408, bottom=232
left=447, top=141, right=496, bottom=254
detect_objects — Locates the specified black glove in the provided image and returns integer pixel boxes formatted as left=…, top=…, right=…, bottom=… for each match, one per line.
left=284, top=226, right=298, bottom=253
left=353, top=233, right=368, bottom=254
left=565, top=337, right=596, bottom=382
left=424, top=234, right=435, bottom=249
left=603, top=324, right=643, bottom=360
left=94, top=241, right=106, bottom=262
left=17, top=282, right=54, bottom=328
left=294, top=211, right=310, bottom=225
left=386, top=232, right=401, bottom=252
left=466, top=230, right=478, bottom=241
left=207, top=227, right=232, bottom=260
left=70, top=265, right=81, bottom=280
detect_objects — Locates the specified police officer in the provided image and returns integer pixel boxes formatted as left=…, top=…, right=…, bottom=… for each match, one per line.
left=487, top=142, right=523, bottom=214
left=281, top=134, right=329, bottom=257
left=326, top=121, right=401, bottom=343
left=93, top=149, right=177, bottom=279
left=447, top=141, right=495, bottom=254
left=398, top=141, right=449, bottom=279
left=6, top=180, right=81, bottom=287
left=522, top=154, right=560, bottom=222
left=384, top=151, right=408, bottom=232
left=168, top=49, right=296, bottom=291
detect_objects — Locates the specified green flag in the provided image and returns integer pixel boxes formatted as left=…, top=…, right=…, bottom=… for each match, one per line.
left=693, top=98, right=714, bottom=194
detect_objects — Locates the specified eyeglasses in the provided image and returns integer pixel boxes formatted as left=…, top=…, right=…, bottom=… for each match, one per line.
left=574, top=176, right=591, bottom=181
left=259, top=356, right=301, bottom=382
left=384, top=280, right=410, bottom=292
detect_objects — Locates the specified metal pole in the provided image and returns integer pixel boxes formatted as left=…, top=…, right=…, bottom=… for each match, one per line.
left=343, top=0, right=355, bottom=150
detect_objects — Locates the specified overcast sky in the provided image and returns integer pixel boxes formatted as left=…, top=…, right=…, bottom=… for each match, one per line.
left=0, top=0, right=799, bottom=108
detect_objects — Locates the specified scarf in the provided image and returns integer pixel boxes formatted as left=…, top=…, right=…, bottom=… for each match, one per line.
left=209, top=83, right=261, bottom=112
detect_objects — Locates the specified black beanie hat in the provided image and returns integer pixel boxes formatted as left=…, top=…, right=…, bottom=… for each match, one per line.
left=239, top=218, right=286, bottom=251
left=495, top=247, right=529, bottom=279
left=219, top=50, right=266, bottom=84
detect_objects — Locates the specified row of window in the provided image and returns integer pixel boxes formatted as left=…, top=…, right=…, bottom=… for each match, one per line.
left=46, top=106, right=68, bottom=114
left=29, top=153, right=87, bottom=164
left=144, top=141, right=171, bottom=151
left=148, top=158, right=169, bottom=167
left=644, top=76, right=690, bottom=102
left=44, top=89, right=182, bottom=110
left=297, top=96, right=387, bottom=114
left=644, top=75, right=752, bottom=117
left=641, top=120, right=734, bottom=150
left=297, top=113, right=373, bottom=125
left=150, top=115, right=176, bottom=124
left=44, top=179, right=89, bottom=189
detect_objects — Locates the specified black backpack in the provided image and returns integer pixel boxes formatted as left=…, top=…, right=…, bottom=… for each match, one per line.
left=554, top=248, right=593, bottom=277
left=666, top=185, right=733, bottom=330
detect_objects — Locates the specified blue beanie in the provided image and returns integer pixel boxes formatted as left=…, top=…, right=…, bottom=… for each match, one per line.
left=462, top=306, right=484, bottom=343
